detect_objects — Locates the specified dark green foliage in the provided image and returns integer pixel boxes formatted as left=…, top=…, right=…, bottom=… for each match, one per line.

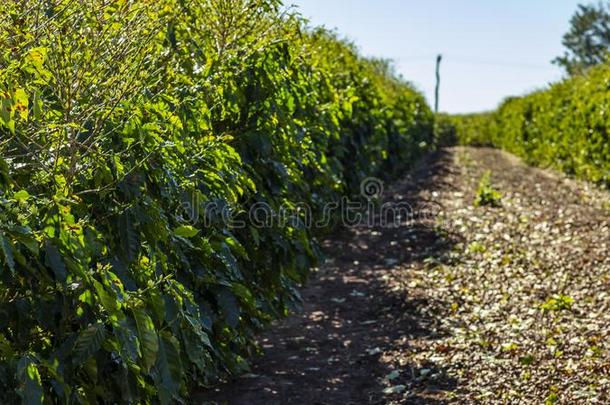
left=433, top=113, right=458, bottom=147
left=447, top=64, right=610, bottom=187
left=0, top=0, right=433, bottom=402
left=554, top=2, right=610, bottom=75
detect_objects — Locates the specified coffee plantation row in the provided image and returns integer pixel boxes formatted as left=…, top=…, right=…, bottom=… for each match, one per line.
left=0, top=0, right=435, bottom=402
left=439, top=63, right=610, bottom=187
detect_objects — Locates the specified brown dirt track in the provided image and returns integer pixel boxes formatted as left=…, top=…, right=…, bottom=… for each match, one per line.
left=199, top=147, right=610, bottom=404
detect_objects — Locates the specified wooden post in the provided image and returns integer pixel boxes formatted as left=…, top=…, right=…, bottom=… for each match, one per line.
left=435, top=54, right=442, bottom=113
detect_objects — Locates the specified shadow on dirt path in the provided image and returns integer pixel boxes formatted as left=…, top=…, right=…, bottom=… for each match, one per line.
left=198, top=150, right=462, bottom=404
left=201, top=146, right=610, bottom=404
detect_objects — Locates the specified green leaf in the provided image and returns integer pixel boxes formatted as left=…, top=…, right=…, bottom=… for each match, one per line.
left=92, top=279, right=122, bottom=318
left=224, top=235, right=249, bottom=260
left=180, top=325, right=211, bottom=371
left=119, top=213, right=139, bottom=262
left=173, top=225, right=199, bottom=238
left=13, top=190, right=30, bottom=202
left=215, top=287, right=240, bottom=328
left=44, top=242, right=68, bottom=282
left=152, top=332, right=183, bottom=405
left=17, top=356, right=44, bottom=405
left=114, top=319, right=141, bottom=363
left=10, top=226, right=38, bottom=255
left=133, top=307, right=159, bottom=372
left=0, top=97, right=13, bottom=127
left=0, top=232, right=14, bottom=273
left=0, top=158, right=10, bottom=186
left=32, top=90, right=43, bottom=120
left=73, top=323, right=106, bottom=363
left=540, top=295, right=574, bottom=311
left=26, top=47, right=46, bottom=70
left=519, top=354, right=535, bottom=366
left=232, top=283, right=254, bottom=307
left=14, top=88, right=28, bottom=121
left=0, top=333, right=14, bottom=358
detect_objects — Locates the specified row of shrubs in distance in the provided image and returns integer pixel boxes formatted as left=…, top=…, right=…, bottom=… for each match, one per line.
left=0, top=0, right=433, bottom=403
left=437, top=64, right=610, bottom=187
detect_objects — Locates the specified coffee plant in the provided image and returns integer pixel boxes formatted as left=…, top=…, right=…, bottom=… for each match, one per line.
left=474, top=170, right=502, bottom=207
left=0, top=0, right=433, bottom=403
left=445, top=65, right=610, bottom=187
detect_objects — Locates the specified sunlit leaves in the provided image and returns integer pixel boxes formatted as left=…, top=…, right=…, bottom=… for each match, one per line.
left=450, top=62, right=610, bottom=187
left=173, top=225, right=199, bottom=238
left=134, top=307, right=159, bottom=373
left=474, top=170, right=502, bottom=207
left=13, top=88, right=28, bottom=120
left=540, top=295, right=574, bottom=312
left=17, top=356, right=44, bottom=405
left=12, top=190, right=29, bottom=202
left=0, top=0, right=433, bottom=402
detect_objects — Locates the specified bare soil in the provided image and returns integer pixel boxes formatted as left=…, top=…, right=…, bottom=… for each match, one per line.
left=198, top=147, right=610, bottom=404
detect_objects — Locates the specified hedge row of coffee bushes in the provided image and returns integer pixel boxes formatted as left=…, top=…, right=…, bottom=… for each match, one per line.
left=434, top=112, right=494, bottom=147
left=0, top=0, right=433, bottom=402
left=443, top=65, right=610, bottom=186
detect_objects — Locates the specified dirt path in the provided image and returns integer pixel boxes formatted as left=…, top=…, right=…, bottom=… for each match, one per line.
left=199, top=147, right=610, bottom=404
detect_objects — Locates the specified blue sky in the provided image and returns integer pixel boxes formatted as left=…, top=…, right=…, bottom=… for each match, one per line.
left=290, top=0, right=582, bottom=113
